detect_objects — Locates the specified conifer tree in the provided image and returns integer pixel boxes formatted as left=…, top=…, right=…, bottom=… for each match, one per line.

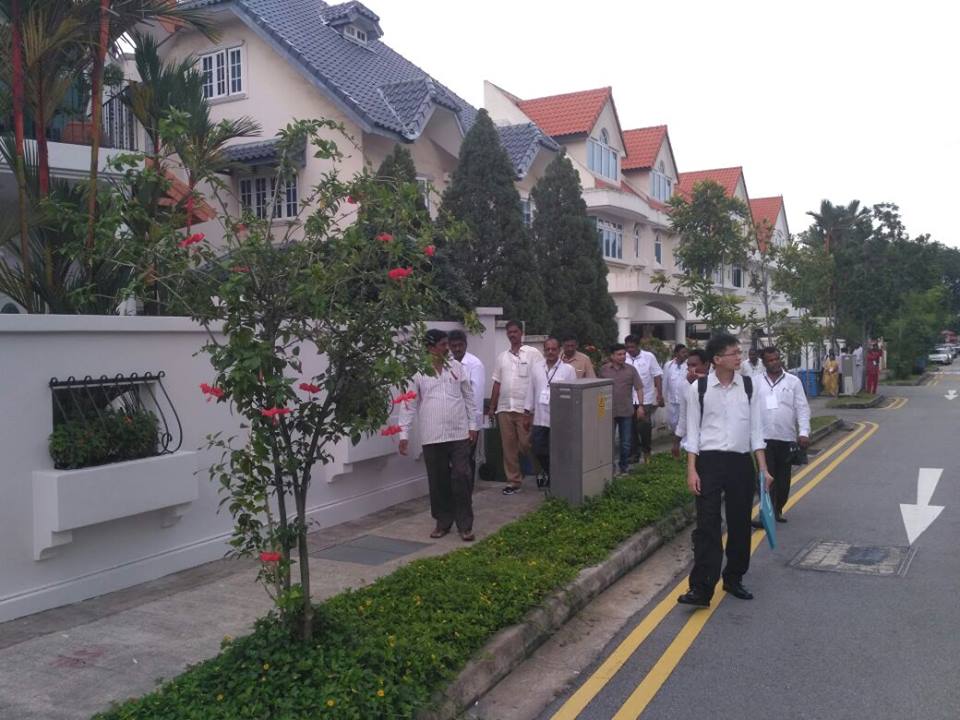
left=439, top=110, right=548, bottom=330
left=371, top=145, right=474, bottom=318
left=530, top=153, right=617, bottom=347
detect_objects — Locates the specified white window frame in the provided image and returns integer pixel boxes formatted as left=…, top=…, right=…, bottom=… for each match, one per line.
left=594, top=217, right=623, bottom=260
left=587, top=129, right=619, bottom=181
left=521, top=197, right=535, bottom=227
left=731, top=264, right=743, bottom=288
left=635, top=225, right=641, bottom=259
left=654, top=231, right=663, bottom=265
left=416, top=176, right=432, bottom=213
left=344, top=25, right=368, bottom=44
left=201, top=46, right=245, bottom=101
left=713, top=265, right=723, bottom=286
left=239, top=172, right=298, bottom=220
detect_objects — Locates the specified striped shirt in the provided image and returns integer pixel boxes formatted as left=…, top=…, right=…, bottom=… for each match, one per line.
left=398, top=359, right=478, bottom=445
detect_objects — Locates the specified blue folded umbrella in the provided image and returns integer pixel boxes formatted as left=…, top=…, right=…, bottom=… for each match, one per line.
left=758, top=471, right=776, bottom=549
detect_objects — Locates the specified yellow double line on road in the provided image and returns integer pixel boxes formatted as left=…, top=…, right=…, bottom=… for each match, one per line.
left=550, top=421, right=879, bottom=720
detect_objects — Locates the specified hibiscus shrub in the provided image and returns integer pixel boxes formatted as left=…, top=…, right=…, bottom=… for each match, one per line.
left=108, top=118, right=461, bottom=641
left=93, top=457, right=688, bottom=720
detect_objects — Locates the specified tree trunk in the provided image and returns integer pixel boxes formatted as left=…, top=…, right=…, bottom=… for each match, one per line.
left=85, top=0, right=111, bottom=251
left=10, top=0, right=32, bottom=311
left=294, top=482, right=313, bottom=641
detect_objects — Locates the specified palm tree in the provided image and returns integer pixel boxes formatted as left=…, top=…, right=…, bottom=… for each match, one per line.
left=82, top=0, right=218, bottom=249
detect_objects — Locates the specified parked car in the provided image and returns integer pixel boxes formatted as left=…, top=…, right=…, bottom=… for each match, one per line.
left=928, top=348, right=952, bottom=365
left=935, top=345, right=957, bottom=359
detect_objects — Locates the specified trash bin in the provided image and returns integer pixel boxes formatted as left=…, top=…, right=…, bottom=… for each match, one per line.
left=479, top=425, right=507, bottom=482
left=798, top=369, right=819, bottom=397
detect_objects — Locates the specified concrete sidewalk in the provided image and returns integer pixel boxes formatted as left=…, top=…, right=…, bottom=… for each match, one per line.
left=0, top=480, right=544, bottom=720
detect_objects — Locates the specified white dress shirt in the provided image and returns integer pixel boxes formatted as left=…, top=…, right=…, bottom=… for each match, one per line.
left=492, top=345, right=543, bottom=413
left=741, top=360, right=765, bottom=379
left=756, top=370, right=811, bottom=442
left=398, top=359, right=477, bottom=445
left=674, top=377, right=692, bottom=440
left=626, top=350, right=663, bottom=405
left=524, top=358, right=577, bottom=428
left=663, top=359, right=687, bottom=406
left=682, top=372, right=765, bottom=455
left=458, top=351, right=485, bottom=429
left=853, top=346, right=863, bottom=368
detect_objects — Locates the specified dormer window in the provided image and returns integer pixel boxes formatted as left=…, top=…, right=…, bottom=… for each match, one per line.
left=588, top=128, right=619, bottom=181
left=344, top=24, right=367, bottom=44
left=651, top=160, right=672, bottom=202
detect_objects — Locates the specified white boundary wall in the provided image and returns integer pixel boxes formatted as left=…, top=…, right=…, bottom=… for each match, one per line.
left=0, top=310, right=504, bottom=622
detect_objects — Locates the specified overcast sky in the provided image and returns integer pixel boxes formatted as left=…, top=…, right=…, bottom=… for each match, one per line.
left=378, top=0, right=958, bottom=246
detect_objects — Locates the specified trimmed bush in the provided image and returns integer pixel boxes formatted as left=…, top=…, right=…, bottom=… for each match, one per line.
left=49, top=409, right=159, bottom=470
left=94, top=455, right=688, bottom=720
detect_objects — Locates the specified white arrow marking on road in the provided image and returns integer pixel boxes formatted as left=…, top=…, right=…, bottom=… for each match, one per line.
left=945, top=390, right=958, bottom=400
left=900, top=468, right=945, bottom=544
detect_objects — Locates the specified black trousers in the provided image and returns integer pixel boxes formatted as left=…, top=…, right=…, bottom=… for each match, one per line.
left=531, top=425, right=551, bottom=478
left=422, top=440, right=474, bottom=532
left=632, top=404, right=657, bottom=458
left=689, top=451, right=756, bottom=598
left=765, top=439, right=793, bottom=517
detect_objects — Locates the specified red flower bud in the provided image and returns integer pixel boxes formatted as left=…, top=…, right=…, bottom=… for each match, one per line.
left=177, top=232, right=205, bottom=249
left=261, top=407, right=292, bottom=424
left=392, top=391, right=417, bottom=404
left=387, top=267, right=413, bottom=281
left=346, top=195, right=357, bottom=204
left=230, top=266, right=250, bottom=273
left=381, top=425, right=402, bottom=436
left=299, top=382, right=321, bottom=394
left=200, top=383, right=225, bottom=401
left=376, top=232, right=394, bottom=243
left=424, top=245, right=436, bottom=257
left=259, top=551, right=282, bottom=563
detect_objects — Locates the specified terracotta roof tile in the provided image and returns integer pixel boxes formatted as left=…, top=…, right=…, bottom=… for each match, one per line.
left=516, top=87, right=612, bottom=138
left=749, top=196, right=784, bottom=230
left=622, top=126, right=667, bottom=170
left=676, top=167, right=744, bottom=200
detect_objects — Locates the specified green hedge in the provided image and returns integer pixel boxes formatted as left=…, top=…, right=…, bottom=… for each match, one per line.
left=95, top=456, right=688, bottom=720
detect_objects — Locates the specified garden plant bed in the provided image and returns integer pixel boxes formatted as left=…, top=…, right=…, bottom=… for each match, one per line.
left=809, top=415, right=842, bottom=443
left=94, top=456, right=689, bottom=720
left=825, top=392, right=885, bottom=409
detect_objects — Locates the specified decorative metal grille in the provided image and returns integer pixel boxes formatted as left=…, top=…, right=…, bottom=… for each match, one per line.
left=49, top=372, right=182, bottom=458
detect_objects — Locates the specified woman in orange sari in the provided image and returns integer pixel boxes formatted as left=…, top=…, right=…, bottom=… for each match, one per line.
left=822, top=351, right=840, bottom=397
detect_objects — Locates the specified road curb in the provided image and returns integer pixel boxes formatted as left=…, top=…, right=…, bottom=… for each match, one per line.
left=810, top=417, right=844, bottom=444
left=825, top=393, right=885, bottom=410
left=883, top=372, right=932, bottom=387
left=416, top=502, right=696, bottom=720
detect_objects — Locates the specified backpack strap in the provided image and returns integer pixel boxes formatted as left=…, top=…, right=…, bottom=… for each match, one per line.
left=699, top=375, right=753, bottom=424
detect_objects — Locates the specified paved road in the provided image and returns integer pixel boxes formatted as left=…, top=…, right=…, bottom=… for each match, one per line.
left=539, top=373, right=960, bottom=720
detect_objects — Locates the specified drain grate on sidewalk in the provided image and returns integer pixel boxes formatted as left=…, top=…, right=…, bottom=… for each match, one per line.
left=311, top=534, right=431, bottom=566
left=790, top=540, right=916, bottom=577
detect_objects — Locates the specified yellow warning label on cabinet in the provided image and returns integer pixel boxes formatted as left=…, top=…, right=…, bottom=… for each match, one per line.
left=597, top=395, right=606, bottom=419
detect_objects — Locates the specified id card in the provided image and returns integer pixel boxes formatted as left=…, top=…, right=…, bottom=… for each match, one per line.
left=518, top=361, right=529, bottom=378
left=765, top=393, right=779, bottom=410
left=539, top=389, right=551, bottom=405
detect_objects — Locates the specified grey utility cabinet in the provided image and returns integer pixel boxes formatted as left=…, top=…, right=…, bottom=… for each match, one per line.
left=549, top=378, right=614, bottom=506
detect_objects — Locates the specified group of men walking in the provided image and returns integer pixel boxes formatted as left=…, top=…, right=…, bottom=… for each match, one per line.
left=397, top=324, right=815, bottom=609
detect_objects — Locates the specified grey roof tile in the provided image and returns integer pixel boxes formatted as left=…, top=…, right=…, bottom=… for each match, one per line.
left=179, top=0, right=553, bottom=177
left=221, top=138, right=282, bottom=163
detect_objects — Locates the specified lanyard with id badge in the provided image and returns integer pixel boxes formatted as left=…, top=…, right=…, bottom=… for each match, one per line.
left=764, top=374, right=783, bottom=410
left=540, top=363, right=561, bottom=405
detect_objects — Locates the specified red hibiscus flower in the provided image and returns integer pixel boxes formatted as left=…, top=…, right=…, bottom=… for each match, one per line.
left=392, top=391, right=417, bottom=404
left=424, top=245, right=436, bottom=257
left=387, top=267, right=413, bottom=281
left=261, top=407, right=292, bottom=424
left=299, top=382, right=321, bottom=394
left=259, top=551, right=282, bottom=563
left=376, top=232, right=394, bottom=243
left=346, top=195, right=357, bottom=204
left=381, top=425, right=402, bottom=437
left=177, top=232, right=205, bottom=249
left=200, top=382, right=225, bottom=401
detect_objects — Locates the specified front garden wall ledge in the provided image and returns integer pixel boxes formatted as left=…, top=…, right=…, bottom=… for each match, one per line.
left=32, top=451, right=199, bottom=560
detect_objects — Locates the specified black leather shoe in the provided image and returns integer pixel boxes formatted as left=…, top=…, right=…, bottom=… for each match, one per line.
left=722, top=581, right=754, bottom=600
left=775, top=515, right=788, bottom=523
left=750, top=519, right=764, bottom=529
left=677, top=590, right=710, bottom=607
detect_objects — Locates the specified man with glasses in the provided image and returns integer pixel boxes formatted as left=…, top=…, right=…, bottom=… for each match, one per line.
left=678, top=333, right=769, bottom=607
left=523, top=337, right=577, bottom=487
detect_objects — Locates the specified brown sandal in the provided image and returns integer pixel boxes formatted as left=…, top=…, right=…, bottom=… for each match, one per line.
left=459, top=531, right=475, bottom=542
left=430, top=526, right=450, bottom=539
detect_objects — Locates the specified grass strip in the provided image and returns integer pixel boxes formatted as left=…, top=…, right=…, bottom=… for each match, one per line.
left=95, top=456, right=688, bottom=720
left=810, top=415, right=838, bottom=432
